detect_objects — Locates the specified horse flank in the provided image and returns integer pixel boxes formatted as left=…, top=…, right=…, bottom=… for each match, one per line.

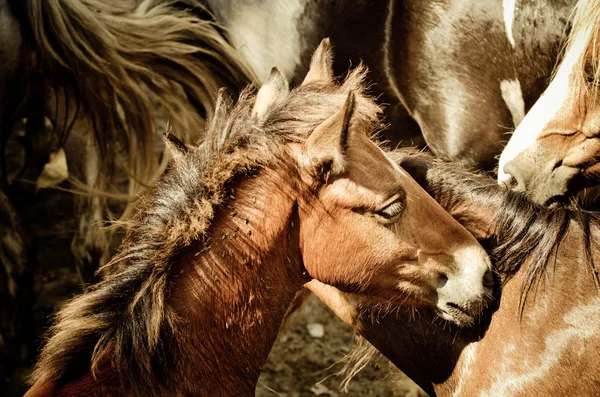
left=31, top=65, right=381, bottom=395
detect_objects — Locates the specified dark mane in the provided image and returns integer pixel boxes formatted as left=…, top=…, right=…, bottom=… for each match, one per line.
left=395, top=152, right=600, bottom=310
left=31, top=66, right=381, bottom=395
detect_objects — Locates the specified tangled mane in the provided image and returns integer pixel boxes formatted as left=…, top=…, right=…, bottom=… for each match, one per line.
left=19, top=0, right=255, bottom=192
left=30, top=63, right=381, bottom=395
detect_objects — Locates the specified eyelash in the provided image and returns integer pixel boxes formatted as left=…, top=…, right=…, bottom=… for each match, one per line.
left=375, top=198, right=405, bottom=220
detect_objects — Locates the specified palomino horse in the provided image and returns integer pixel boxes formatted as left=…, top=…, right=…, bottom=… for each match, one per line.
left=203, top=0, right=575, bottom=169
left=24, top=42, right=492, bottom=397
left=2, top=0, right=254, bottom=278
left=0, top=0, right=254, bottom=368
left=499, top=0, right=600, bottom=207
left=310, top=150, right=600, bottom=396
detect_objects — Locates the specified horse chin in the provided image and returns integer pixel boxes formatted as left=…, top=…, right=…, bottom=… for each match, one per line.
left=436, top=302, right=479, bottom=327
left=543, top=181, right=600, bottom=210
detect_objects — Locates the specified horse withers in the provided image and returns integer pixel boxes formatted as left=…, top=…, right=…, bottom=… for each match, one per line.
left=499, top=0, right=600, bottom=207
left=24, top=41, right=492, bottom=397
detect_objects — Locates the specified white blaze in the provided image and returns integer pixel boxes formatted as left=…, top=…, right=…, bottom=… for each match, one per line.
left=498, top=30, right=589, bottom=185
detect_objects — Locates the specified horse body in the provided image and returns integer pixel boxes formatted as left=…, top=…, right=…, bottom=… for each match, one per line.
left=25, top=43, right=492, bottom=396
left=385, top=0, right=572, bottom=169
left=207, top=0, right=573, bottom=169
left=499, top=0, right=600, bottom=207
left=313, top=153, right=600, bottom=396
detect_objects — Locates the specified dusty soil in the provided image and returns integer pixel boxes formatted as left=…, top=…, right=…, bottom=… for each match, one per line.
left=2, top=185, right=426, bottom=397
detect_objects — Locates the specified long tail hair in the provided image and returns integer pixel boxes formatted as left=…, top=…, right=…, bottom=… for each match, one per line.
left=22, top=0, right=256, bottom=191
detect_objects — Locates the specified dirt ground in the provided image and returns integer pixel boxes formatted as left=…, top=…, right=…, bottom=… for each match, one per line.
left=2, top=184, right=426, bottom=396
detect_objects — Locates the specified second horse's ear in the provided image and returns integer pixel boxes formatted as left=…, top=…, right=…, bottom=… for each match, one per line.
left=165, top=131, right=189, bottom=165
left=302, top=38, right=334, bottom=85
left=252, top=67, right=289, bottom=124
left=303, top=91, right=356, bottom=182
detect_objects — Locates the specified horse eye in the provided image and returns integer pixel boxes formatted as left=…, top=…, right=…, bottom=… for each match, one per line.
left=376, top=198, right=404, bottom=220
left=584, top=67, right=600, bottom=86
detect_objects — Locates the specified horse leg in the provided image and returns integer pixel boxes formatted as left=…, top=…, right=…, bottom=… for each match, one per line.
left=47, top=88, right=110, bottom=284
left=0, top=188, right=34, bottom=373
left=10, top=82, right=54, bottom=201
left=63, top=124, right=110, bottom=284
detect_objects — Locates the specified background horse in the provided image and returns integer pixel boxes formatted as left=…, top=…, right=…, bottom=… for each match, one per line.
left=204, top=0, right=575, bottom=170
left=25, top=43, right=492, bottom=397
left=310, top=151, right=600, bottom=396
left=0, top=0, right=255, bottom=370
left=499, top=0, right=600, bottom=208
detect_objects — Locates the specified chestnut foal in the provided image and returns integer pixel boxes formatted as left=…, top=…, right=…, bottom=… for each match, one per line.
left=25, top=41, right=491, bottom=397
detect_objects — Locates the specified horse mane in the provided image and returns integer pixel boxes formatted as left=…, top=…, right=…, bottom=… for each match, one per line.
left=561, top=0, right=600, bottom=101
left=31, top=65, right=381, bottom=395
left=21, top=0, right=255, bottom=192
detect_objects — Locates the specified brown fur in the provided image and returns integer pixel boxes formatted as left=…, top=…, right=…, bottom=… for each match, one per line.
left=339, top=150, right=600, bottom=395
left=28, top=43, right=493, bottom=396
left=29, top=57, right=379, bottom=395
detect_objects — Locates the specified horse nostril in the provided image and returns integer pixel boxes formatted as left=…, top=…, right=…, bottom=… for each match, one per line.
left=502, top=160, right=524, bottom=190
left=499, top=174, right=517, bottom=189
left=483, top=268, right=494, bottom=287
left=436, top=273, right=448, bottom=288
left=552, top=159, right=563, bottom=171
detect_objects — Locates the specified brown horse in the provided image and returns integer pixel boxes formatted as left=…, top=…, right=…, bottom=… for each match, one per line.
left=310, top=150, right=600, bottom=396
left=24, top=42, right=492, bottom=397
left=499, top=0, right=600, bottom=207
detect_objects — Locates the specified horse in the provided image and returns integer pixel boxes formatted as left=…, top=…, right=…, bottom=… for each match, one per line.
left=0, top=0, right=256, bottom=369
left=499, top=0, right=600, bottom=208
left=203, top=0, right=575, bottom=170
left=24, top=42, right=493, bottom=397
left=309, top=150, right=600, bottom=396
left=3, top=0, right=256, bottom=279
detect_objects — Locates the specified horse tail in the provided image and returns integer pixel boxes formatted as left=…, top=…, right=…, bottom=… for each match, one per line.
left=24, top=0, right=256, bottom=190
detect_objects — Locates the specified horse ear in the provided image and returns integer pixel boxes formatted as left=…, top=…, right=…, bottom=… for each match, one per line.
left=165, top=131, right=189, bottom=165
left=304, top=91, right=356, bottom=180
left=252, top=67, right=289, bottom=123
left=302, top=38, right=334, bottom=85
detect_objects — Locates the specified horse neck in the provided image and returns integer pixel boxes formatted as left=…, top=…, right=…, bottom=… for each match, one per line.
left=369, top=219, right=600, bottom=397
left=165, top=161, right=309, bottom=396
left=356, top=305, right=483, bottom=397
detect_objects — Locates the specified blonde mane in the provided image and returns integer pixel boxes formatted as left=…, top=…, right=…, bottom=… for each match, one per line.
left=31, top=64, right=381, bottom=395
left=563, top=0, right=600, bottom=100
left=25, top=0, right=256, bottom=191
